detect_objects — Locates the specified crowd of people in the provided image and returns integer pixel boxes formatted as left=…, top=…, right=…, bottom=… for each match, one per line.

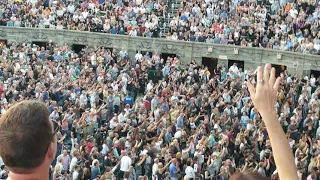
left=0, top=0, right=319, bottom=179
left=1, top=0, right=320, bottom=54
left=0, top=37, right=318, bottom=180
left=0, top=0, right=166, bottom=37
left=167, top=0, right=320, bottom=55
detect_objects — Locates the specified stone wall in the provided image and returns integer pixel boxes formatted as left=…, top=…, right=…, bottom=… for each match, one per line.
left=0, top=27, right=319, bottom=76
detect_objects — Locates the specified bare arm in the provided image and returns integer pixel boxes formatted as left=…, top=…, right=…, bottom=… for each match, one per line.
left=159, top=160, right=172, bottom=173
left=247, top=64, right=298, bottom=180
left=138, top=156, right=147, bottom=166
left=241, top=162, right=248, bottom=172
left=260, top=109, right=297, bottom=179
left=111, top=162, right=121, bottom=173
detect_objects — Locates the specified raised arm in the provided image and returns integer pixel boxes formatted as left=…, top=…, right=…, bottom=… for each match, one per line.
left=159, top=159, right=172, bottom=173
left=138, top=155, right=147, bottom=166
left=247, top=64, right=298, bottom=180
left=96, top=103, right=107, bottom=113
left=111, top=162, right=121, bottom=173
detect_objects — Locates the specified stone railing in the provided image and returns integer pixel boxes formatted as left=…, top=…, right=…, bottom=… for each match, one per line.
left=0, top=27, right=319, bottom=75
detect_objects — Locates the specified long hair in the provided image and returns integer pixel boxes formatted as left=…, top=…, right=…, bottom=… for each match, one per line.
left=229, top=171, right=269, bottom=180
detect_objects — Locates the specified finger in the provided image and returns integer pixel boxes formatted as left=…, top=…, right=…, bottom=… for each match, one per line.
left=269, top=67, right=276, bottom=86
left=273, top=77, right=281, bottom=92
left=263, top=64, right=271, bottom=83
left=256, top=66, right=263, bottom=90
left=246, top=81, right=256, bottom=98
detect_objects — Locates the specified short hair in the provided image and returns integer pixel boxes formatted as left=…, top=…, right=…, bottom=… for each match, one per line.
left=0, top=100, right=52, bottom=170
left=186, top=160, right=191, bottom=166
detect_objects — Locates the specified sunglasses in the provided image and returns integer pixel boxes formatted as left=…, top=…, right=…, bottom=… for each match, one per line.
left=44, top=120, right=60, bottom=154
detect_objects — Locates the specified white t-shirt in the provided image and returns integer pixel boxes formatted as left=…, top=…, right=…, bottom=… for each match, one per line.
left=101, top=144, right=109, bottom=155
left=57, top=9, right=64, bottom=16
left=109, top=118, right=118, bottom=129
left=91, top=159, right=99, bottom=167
left=152, top=163, right=158, bottom=175
left=72, top=171, right=79, bottom=180
left=314, top=43, right=320, bottom=50
left=28, top=0, right=38, bottom=4
left=82, top=11, right=89, bottom=19
left=310, top=77, right=316, bottom=86
left=135, top=53, right=143, bottom=60
left=120, top=156, right=132, bottom=172
left=185, top=166, right=196, bottom=178
left=247, top=123, right=254, bottom=130
left=289, top=9, right=298, bottom=18
left=147, top=83, right=153, bottom=91
left=69, top=157, right=78, bottom=172
left=229, top=65, right=239, bottom=73
left=118, top=113, right=127, bottom=124
left=174, top=130, right=182, bottom=139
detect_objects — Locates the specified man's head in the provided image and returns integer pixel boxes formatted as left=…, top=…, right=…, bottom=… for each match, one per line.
left=0, top=100, right=57, bottom=172
left=63, top=150, right=68, bottom=156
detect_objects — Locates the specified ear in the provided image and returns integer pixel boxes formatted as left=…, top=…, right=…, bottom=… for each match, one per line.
left=47, top=140, right=57, bottom=160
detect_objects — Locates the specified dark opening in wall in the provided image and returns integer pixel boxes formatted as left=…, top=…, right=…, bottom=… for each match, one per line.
left=160, top=53, right=176, bottom=63
left=72, top=44, right=86, bottom=54
left=228, top=59, right=245, bottom=71
left=32, top=41, right=48, bottom=49
left=202, top=57, right=218, bottom=78
left=271, top=64, right=287, bottom=77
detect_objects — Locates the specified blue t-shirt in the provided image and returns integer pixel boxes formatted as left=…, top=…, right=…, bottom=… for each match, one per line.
left=224, top=94, right=231, bottom=103
left=124, top=96, right=134, bottom=105
left=242, top=97, right=250, bottom=103
left=74, top=88, right=81, bottom=95
left=209, top=135, right=216, bottom=146
left=162, top=105, right=169, bottom=112
left=169, top=163, right=178, bottom=178
left=180, top=15, right=187, bottom=21
left=43, top=91, right=49, bottom=101
left=117, top=0, right=122, bottom=6
left=49, top=105, right=55, bottom=113
left=110, top=29, right=118, bottom=34
left=39, top=53, right=46, bottom=60
left=55, top=91, right=61, bottom=102
left=91, top=167, right=100, bottom=180
left=176, top=116, right=184, bottom=128
left=7, top=21, right=13, bottom=27
left=165, top=132, right=172, bottom=144
left=44, top=0, right=50, bottom=7
left=241, top=116, right=249, bottom=126
left=250, top=110, right=255, bottom=119
left=12, top=8, right=18, bottom=14
left=131, top=20, right=137, bottom=26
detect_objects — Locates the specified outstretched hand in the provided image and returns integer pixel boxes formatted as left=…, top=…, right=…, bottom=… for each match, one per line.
left=246, top=64, right=281, bottom=116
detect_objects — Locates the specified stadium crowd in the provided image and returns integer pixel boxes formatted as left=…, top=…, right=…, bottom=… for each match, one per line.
left=0, top=38, right=319, bottom=180
left=0, top=0, right=320, bottom=54
left=168, top=0, right=320, bottom=55
left=0, top=0, right=166, bottom=38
